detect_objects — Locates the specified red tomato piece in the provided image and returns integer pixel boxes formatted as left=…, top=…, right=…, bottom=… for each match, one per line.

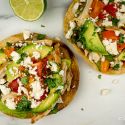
left=104, top=3, right=117, bottom=17
left=8, top=79, right=19, bottom=93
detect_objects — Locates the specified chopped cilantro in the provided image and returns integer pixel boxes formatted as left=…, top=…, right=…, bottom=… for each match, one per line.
left=50, top=105, right=58, bottom=114
left=109, top=0, right=114, bottom=3
left=119, top=34, right=125, bottom=43
left=16, top=96, right=31, bottom=111
left=121, top=1, right=125, bottom=5
left=112, top=18, right=119, bottom=26
left=113, top=64, right=120, bottom=70
left=17, top=53, right=27, bottom=64
left=37, top=34, right=46, bottom=40
left=98, top=74, right=102, bottom=79
left=105, top=55, right=114, bottom=61
left=45, top=78, right=61, bottom=89
left=21, top=76, right=29, bottom=85
left=0, top=48, right=4, bottom=53
left=6, top=42, right=12, bottom=47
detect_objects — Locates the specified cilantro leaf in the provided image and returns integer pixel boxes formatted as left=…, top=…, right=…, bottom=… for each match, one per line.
left=113, top=64, right=120, bottom=70
left=50, top=105, right=58, bottom=114
left=6, top=42, right=12, bottom=47
left=16, top=96, right=31, bottom=111
left=21, top=76, right=29, bottom=85
left=98, top=75, right=102, bottom=79
left=112, top=18, right=119, bottom=26
left=109, top=0, right=114, bottom=3
left=119, top=34, right=125, bottom=43
left=17, top=53, right=27, bottom=64
left=37, top=34, right=46, bottom=40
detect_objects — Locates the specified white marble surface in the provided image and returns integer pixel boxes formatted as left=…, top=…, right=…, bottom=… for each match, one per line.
left=0, top=0, right=125, bottom=125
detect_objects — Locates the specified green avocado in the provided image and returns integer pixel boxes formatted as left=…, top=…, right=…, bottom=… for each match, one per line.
left=18, top=44, right=53, bottom=59
left=32, top=91, right=60, bottom=113
left=83, top=20, right=108, bottom=55
left=0, top=101, right=33, bottom=118
left=118, top=50, right=125, bottom=61
left=0, top=50, right=7, bottom=65
left=5, top=62, right=19, bottom=82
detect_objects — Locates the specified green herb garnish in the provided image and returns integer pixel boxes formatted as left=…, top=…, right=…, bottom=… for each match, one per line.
left=113, top=64, right=120, bottom=70
left=21, top=76, right=29, bottom=85
left=50, top=105, right=58, bottom=114
left=37, top=34, right=46, bottom=40
left=121, top=1, right=125, bottom=5
left=105, top=55, right=114, bottom=61
left=119, top=34, right=125, bottom=43
left=112, top=18, right=119, bottom=26
left=16, top=96, right=31, bottom=111
left=109, top=0, right=114, bottom=3
left=6, top=42, right=12, bottom=47
left=17, top=53, right=27, bottom=64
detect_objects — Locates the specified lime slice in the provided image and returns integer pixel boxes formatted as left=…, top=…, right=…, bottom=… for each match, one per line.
left=10, top=0, right=47, bottom=21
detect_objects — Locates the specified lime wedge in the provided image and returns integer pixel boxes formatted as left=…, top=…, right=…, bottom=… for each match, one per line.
left=10, top=0, right=47, bottom=21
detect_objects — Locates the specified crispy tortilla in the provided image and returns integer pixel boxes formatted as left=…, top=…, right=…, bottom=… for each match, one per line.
left=64, top=0, right=125, bottom=74
left=0, top=33, right=79, bottom=122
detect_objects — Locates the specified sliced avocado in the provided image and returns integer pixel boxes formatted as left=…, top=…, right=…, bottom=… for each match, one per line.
left=0, top=50, right=7, bottom=65
left=18, top=44, right=53, bottom=59
left=32, top=91, right=60, bottom=113
left=118, top=50, right=125, bottom=61
left=0, top=101, right=33, bottom=118
left=6, top=62, right=20, bottom=82
left=62, top=59, right=71, bottom=68
left=83, top=20, right=108, bottom=55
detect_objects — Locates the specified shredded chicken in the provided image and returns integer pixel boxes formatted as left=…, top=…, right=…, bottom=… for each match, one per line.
left=53, top=43, right=61, bottom=64
left=66, top=69, right=73, bottom=91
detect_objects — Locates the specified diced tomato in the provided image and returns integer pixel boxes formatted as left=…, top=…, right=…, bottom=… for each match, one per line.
left=31, top=57, right=38, bottom=63
left=90, top=0, right=105, bottom=18
left=8, top=79, right=19, bottom=93
left=117, top=43, right=125, bottom=52
left=19, top=66, right=25, bottom=72
left=104, top=3, right=117, bottom=17
left=102, top=30, right=119, bottom=41
left=4, top=47, right=15, bottom=57
left=98, top=12, right=106, bottom=19
left=40, top=90, right=48, bottom=101
left=101, top=60, right=110, bottom=73
left=34, top=58, right=48, bottom=78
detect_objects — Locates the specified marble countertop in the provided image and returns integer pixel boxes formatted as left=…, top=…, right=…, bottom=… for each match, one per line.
left=0, top=1, right=125, bottom=125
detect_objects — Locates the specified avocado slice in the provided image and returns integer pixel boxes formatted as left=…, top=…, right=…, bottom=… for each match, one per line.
left=0, top=101, right=33, bottom=118
left=83, top=20, right=108, bottom=55
left=18, top=44, right=53, bottom=59
left=32, top=91, right=60, bottom=113
left=5, top=62, right=20, bottom=82
left=118, top=50, right=125, bottom=61
left=0, top=50, right=7, bottom=65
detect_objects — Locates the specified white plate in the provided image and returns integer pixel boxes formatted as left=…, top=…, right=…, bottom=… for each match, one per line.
left=0, top=0, right=125, bottom=125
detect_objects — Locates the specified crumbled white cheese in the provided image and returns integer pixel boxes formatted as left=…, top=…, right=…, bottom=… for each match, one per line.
left=89, top=52, right=100, bottom=63
left=102, top=39, right=119, bottom=55
left=21, top=56, right=33, bottom=67
left=30, top=99, right=40, bottom=108
left=114, top=30, right=120, bottom=36
left=9, top=68, right=14, bottom=76
left=110, top=61, right=123, bottom=69
left=120, top=5, right=125, bottom=13
left=101, top=56, right=105, bottom=62
left=65, top=21, right=76, bottom=39
left=0, top=85, right=10, bottom=95
left=59, top=70, right=64, bottom=76
left=6, top=98, right=16, bottom=110
left=29, top=66, right=37, bottom=75
left=30, top=81, right=44, bottom=100
left=103, top=0, right=109, bottom=5
left=32, top=51, right=40, bottom=59
left=9, top=67, right=18, bottom=76
left=23, top=30, right=31, bottom=40
left=18, top=80, right=28, bottom=96
left=11, top=51, right=20, bottom=63
left=102, top=18, right=112, bottom=26
left=49, top=62, right=58, bottom=72
left=0, top=79, right=6, bottom=85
